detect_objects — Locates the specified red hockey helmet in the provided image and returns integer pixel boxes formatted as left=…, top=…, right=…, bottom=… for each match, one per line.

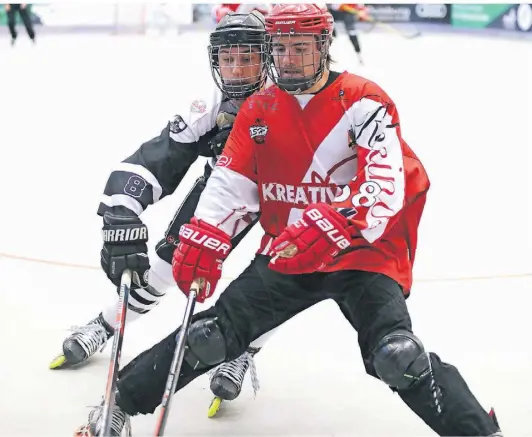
left=265, top=4, right=334, bottom=35
left=265, top=4, right=334, bottom=93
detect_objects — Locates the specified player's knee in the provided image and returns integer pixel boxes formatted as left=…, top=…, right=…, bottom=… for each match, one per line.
left=185, top=317, right=227, bottom=370
left=371, top=330, right=431, bottom=390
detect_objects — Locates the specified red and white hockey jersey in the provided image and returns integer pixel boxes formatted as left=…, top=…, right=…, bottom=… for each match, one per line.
left=195, top=72, right=430, bottom=292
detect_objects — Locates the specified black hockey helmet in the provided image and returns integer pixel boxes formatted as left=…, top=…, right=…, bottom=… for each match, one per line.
left=208, top=11, right=268, bottom=100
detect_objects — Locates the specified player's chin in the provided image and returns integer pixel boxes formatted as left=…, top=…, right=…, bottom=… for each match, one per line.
left=223, top=80, right=251, bottom=86
left=279, top=71, right=304, bottom=79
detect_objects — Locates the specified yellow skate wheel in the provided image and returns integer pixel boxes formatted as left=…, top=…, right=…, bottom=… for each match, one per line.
left=49, top=354, right=67, bottom=369
left=207, top=397, right=222, bottom=418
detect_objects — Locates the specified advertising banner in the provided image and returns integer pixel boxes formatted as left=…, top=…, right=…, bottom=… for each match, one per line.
left=0, top=5, right=38, bottom=26
left=488, top=3, right=532, bottom=32
left=365, top=4, right=451, bottom=24
left=451, top=4, right=513, bottom=28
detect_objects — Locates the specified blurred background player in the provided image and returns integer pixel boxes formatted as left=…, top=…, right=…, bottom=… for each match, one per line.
left=4, top=3, right=36, bottom=46
left=328, top=3, right=368, bottom=64
left=213, top=3, right=271, bottom=24
left=51, top=11, right=270, bottom=422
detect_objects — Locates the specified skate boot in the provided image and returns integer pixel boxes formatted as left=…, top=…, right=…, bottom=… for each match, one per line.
left=50, top=313, right=114, bottom=369
left=74, top=400, right=131, bottom=437
left=207, top=347, right=260, bottom=418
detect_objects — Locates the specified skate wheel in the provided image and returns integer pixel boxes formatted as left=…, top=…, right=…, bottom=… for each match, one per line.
left=49, top=354, right=67, bottom=369
left=207, top=397, right=222, bottom=418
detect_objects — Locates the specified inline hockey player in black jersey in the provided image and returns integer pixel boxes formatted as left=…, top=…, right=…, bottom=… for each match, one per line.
left=51, top=11, right=271, bottom=420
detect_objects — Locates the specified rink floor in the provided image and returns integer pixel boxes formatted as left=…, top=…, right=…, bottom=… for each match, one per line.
left=1, top=31, right=531, bottom=436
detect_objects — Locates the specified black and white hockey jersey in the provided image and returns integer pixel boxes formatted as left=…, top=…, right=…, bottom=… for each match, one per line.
left=97, top=87, right=242, bottom=218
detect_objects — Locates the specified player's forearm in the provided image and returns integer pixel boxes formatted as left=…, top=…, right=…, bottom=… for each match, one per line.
left=97, top=124, right=200, bottom=217
left=194, top=167, right=260, bottom=238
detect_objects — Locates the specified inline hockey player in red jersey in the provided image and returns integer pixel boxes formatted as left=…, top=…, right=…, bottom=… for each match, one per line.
left=74, top=4, right=502, bottom=436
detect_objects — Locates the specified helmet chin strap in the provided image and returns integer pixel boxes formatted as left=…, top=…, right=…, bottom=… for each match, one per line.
left=223, top=82, right=260, bottom=100
left=275, top=73, right=321, bottom=94
left=221, top=69, right=268, bottom=100
left=272, top=57, right=328, bottom=95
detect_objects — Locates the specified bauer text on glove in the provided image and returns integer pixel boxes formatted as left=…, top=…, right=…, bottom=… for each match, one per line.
left=268, top=203, right=352, bottom=274
left=172, top=217, right=232, bottom=303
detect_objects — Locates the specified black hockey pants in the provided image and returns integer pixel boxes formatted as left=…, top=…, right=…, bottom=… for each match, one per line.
left=115, top=255, right=499, bottom=436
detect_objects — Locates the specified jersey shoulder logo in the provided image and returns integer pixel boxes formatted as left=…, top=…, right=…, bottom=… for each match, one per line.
left=249, top=118, right=268, bottom=144
left=191, top=99, right=207, bottom=113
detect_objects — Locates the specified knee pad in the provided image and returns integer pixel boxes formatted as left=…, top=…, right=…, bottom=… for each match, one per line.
left=371, top=330, right=431, bottom=390
left=184, top=317, right=227, bottom=370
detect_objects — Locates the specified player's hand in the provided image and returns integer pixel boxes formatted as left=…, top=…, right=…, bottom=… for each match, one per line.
left=268, top=203, right=352, bottom=274
left=172, top=218, right=231, bottom=303
left=100, top=212, right=150, bottom=288
left=209, top=112, right=235, bottom=158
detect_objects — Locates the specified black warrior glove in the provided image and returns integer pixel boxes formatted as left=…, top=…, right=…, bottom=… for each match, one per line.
left=100, top=212, right=150, bottom=288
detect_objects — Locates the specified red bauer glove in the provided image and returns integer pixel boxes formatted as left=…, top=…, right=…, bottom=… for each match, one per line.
left=269, top=203, right=352, bottom=274
left=172, top=217, right=231, bottom=303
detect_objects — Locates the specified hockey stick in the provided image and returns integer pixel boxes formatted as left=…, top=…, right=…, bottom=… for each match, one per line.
left=343, top=5, right=422, bottom=39
left=152, top=278, right=203, bottom=436
left=100, top=269, right=132, bottom=437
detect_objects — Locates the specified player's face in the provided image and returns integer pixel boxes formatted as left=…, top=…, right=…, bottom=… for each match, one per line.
left=218, top=46, right=263, bottom=85
left=270, top=34, right=321, bottom=79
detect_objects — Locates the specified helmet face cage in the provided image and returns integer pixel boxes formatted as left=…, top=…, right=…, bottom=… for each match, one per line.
left=208, top=25, right=268, bottom=100
left=266, top=30, right=331, bottom=94
left=209, top=42, right=267, bottom=100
